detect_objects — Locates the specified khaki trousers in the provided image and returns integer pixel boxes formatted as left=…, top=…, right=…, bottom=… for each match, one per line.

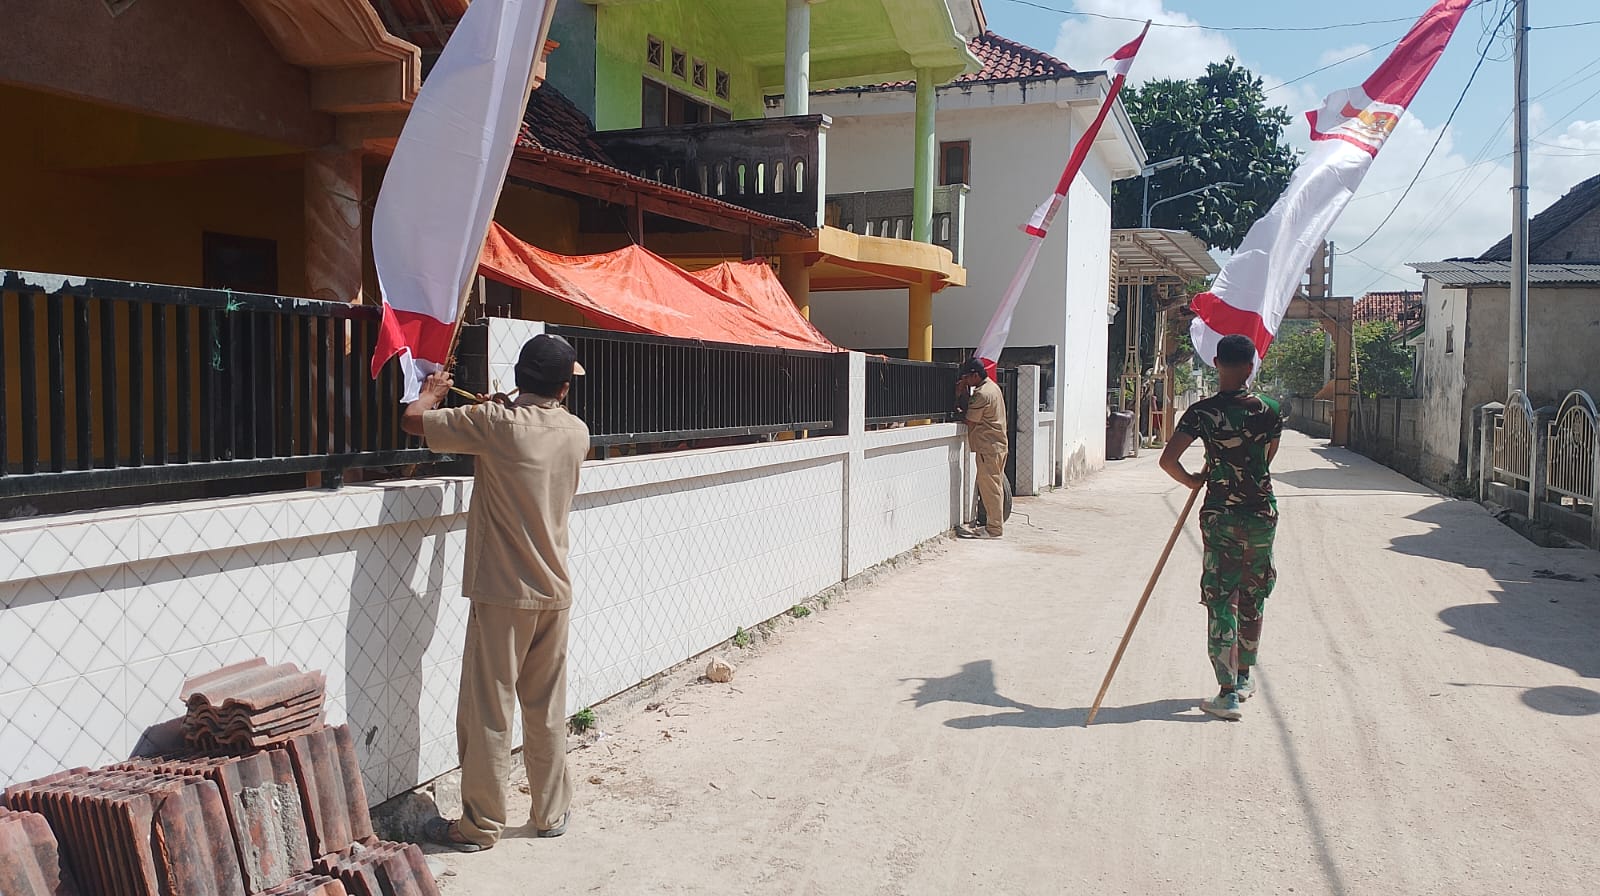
left=456, top=601, right=572, bottom=846
left=976, top=451, right=1007, bottom=536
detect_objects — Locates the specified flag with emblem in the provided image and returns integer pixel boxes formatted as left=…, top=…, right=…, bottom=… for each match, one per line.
left=1190, top=0, right=1472, bottom=369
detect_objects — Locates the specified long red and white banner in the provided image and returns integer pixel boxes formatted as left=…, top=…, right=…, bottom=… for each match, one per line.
left=371, top=0, right=552, bottom=401
left=1190, top=0, right=1472, bottom=369
left=972, top=22, right=1150, bottom=380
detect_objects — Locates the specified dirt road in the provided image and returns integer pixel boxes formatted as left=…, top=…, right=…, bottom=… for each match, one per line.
left=433, top=432, right=1600, bottom=895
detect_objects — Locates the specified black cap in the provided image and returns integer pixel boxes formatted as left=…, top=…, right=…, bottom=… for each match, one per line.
left=515, top=334, right=585, bottom=387
left=958, top=358, right=987, bottom=378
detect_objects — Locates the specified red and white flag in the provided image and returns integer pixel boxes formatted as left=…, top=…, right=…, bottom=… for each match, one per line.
left=971, top=23, right=1149, bottom=380
left=371, top=0, right=554, bottom=401
left=1190, top=0, right=1471, bottom=370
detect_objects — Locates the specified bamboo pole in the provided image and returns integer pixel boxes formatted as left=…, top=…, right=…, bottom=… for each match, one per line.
left=1085, top=484, right=1202, bottom=726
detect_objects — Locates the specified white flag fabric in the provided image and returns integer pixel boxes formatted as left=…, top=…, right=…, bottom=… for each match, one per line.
left=973, top=22, right=1149, bottom=380
left=1190, top=0, right=1471, bottom=369
left=372, top=0, right=552, bottom=402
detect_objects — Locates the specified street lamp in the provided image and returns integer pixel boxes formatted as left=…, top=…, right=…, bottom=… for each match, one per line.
left=1143, top=182, right=1239, bottom=229
left=1140, top=156, right=1187, bottom=232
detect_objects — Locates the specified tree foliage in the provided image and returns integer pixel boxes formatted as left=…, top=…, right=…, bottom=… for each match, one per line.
left=1257, top=322, right=1325, bottom=399
left=1113, top=59, right=1300, bottom=251
left=1255, top=320, right=1416, bottom=401
left=1355, top=320, right=1415, bottom=398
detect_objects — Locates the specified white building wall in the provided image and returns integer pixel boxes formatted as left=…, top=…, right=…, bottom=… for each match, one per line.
left=808, top=81, right=1124, bottom=486
left=0, top=338, right=974, bottom=803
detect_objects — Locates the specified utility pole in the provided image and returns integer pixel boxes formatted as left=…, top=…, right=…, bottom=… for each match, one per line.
left=1509, top=0, right=1529, bottom=396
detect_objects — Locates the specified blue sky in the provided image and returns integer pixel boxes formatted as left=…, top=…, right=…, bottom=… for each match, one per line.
left=982, top=0, right=1600, bottom=296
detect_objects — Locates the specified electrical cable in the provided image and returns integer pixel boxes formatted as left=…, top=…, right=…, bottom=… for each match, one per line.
left=1341, top=0, right=1516, bottom=256
left=991, top=0, right=1495, bottom=33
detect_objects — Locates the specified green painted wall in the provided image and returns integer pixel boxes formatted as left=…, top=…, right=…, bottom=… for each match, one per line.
left=592, top=0, right=764, bottom=131
left=546, top=1, right=599, bottom=120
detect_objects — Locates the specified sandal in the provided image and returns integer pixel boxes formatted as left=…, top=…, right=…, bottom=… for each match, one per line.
left=536, top=812, right=568, bottom=839
left=423, top=817, right=488, bottom=853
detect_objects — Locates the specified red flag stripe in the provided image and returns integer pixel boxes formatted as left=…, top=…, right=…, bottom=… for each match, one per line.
left=372, top=304, right=456, bottom=378
left=1190, top=291, right=1274, bottom=357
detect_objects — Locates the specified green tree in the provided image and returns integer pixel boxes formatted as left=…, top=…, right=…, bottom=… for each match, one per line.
left=1354, top=320, right=1415, bottom=398
left=1257, top=323, right=1326, bottom=399
left=1114, top=59, right=1300, bottom=251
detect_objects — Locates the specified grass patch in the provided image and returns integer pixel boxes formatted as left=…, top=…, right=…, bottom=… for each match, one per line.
left=788, top=605, right=812, bottom=619
left=732, top=627, right=753, bottom=648
left=568, top=707, right=596, bottom=734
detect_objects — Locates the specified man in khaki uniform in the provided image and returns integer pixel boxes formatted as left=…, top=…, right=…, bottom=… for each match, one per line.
left=957, top=359, right=1008, bottom=539
left=402, top=334, right=590, bottom=852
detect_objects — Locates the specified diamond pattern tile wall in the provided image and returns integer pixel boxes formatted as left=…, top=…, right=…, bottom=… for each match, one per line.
left=3, top=375, right=971, bottom=801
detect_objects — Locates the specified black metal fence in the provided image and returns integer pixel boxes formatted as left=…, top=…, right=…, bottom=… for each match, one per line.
left=544, top=324, right=842, bottom=447
left=0, top=271, right=444, bottom=501
left=865, top=356, right=960, bottom=425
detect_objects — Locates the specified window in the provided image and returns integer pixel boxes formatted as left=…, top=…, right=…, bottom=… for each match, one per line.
left=202, top=233, right=278, bottom=293
left=692, top=58, right=709, bottom=90
left=1445, top=324, right=1455, bottom=355
left=671, top=48, right=688, bottom=80
left=641, top=78, right=712, bottom=127
left=646, top=36, right=664, bottom=70
left=939, top=140, right=970, bottom=186
left=715, top=69, right=731, bottom=101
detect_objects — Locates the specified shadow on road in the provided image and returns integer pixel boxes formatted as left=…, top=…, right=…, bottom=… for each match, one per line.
left=903, top=660, right=1208, bottom=729
left=1274, top=447, right=1438, bottom=496
left=1387, top=503, right=1600, bottom=708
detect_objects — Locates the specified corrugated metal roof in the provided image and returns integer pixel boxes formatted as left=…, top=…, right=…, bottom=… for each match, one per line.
left=1408, top=260, right=1600, bottom=286
left=1111, top=228, right=1220, bottom=284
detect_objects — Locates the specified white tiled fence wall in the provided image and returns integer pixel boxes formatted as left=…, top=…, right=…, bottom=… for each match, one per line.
left=0, top=332, right=994, bottom=803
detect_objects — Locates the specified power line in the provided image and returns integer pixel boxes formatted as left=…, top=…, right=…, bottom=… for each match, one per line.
left=991, top=0, right=1494, bottom=33
left=1530, top=20, right=1600, bottom=31
left=1267, top=38, right=1402, bottom=93
left=1342, top=0, right=1516, bottom=255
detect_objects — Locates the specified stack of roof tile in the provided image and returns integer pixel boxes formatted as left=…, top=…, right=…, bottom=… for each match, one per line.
left=181, top=659, right=327, bottom=750
left=258, top=872, right=349, bottom=896
left=0, top=806, right=80, bottom=896
left=111, top=751, right=313, bottom=893
left=314, top=842, right=441, bottom=896
left=274, top=725, right=376, bottom=858
left=2, top=768, right=247, bottom=896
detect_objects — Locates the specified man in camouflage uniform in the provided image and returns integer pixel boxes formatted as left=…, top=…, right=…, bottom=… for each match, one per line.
left=1159, top=334, right=1283, bottom=721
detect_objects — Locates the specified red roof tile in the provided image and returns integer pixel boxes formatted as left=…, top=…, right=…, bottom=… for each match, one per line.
left=1353, top=291, right=1422, bottom=325
left=816, top=31, right=1076, bottom=95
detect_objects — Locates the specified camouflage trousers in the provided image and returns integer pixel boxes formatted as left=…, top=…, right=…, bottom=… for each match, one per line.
left=1200, top=510, right=1277, bottom=689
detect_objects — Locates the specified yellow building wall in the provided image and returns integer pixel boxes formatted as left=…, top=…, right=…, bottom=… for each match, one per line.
left=2, top=87, right=309, bottom=472
left=0, top=86, right=307, bottom=295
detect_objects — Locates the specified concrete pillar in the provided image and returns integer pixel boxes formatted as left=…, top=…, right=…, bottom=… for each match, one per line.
left=1015, top=365, right=1042, bottom=496
left=908, top=281, right=933, bottom=361
left=778, top=254, right=812, bottom=319
left=912, top=68, right=937, bottom=244
left=783, top=0, right=812, bottom=116
left=305, top=148, right=364, bottom=302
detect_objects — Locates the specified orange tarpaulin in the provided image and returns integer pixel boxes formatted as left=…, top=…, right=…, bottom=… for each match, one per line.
left=478, top=223, right=838, bottom=352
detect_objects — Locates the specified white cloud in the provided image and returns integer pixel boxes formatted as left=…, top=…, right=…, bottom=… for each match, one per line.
left=1050, top=0, right=1238, bottom=82
left=1318, top=44, right=1372, bottom=67
left=1042, top=0, right=1600, bottom=296
left=1333, top=115, right=1600, bottom=295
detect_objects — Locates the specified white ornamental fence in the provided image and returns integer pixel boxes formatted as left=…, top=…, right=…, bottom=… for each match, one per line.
left=1482, top=389, right=1600, bottom=549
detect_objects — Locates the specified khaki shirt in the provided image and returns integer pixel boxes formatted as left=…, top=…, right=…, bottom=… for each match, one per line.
left=966, top=379, right=1008, bottom=456
left=424, top=397, right=590, bottom=609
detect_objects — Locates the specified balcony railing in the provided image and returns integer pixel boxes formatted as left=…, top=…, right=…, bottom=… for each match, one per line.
left=0, top=271, right=449, bottom=503
left=826, top=184, right=969, bottom=266
left=594, top=115, right=828, bottom=227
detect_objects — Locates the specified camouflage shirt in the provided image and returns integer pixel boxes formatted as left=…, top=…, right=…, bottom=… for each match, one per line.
left=1175, top=390, right=1284, bottom=520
